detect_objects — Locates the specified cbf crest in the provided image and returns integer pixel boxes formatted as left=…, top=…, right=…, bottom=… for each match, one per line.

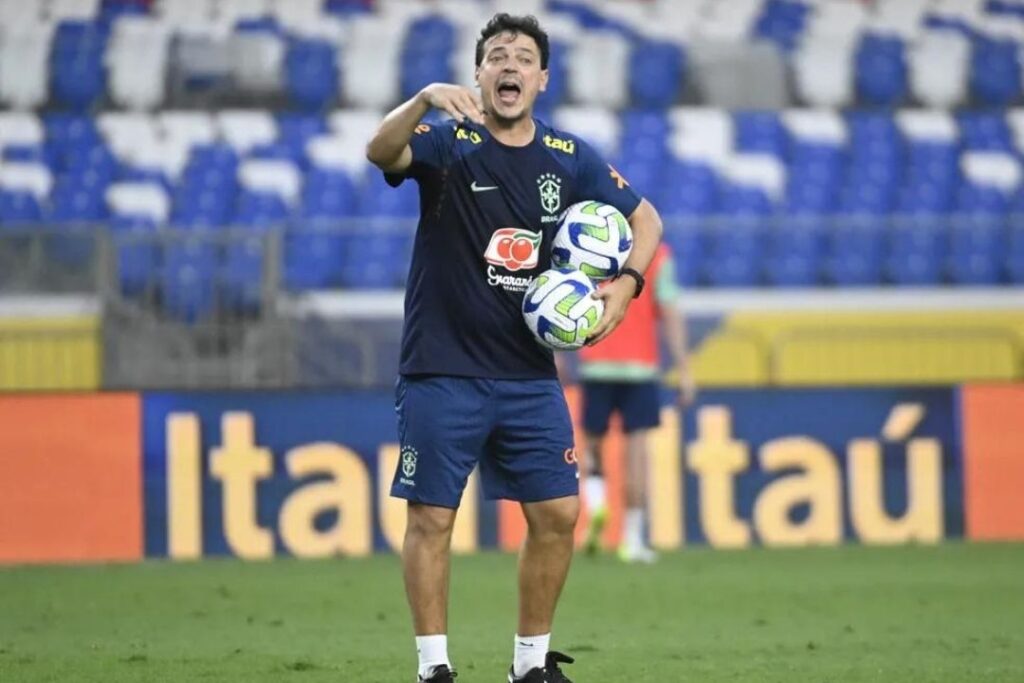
left=537, top=173, right=562, bottom=214
left=399, top=445, right=418, bottom=486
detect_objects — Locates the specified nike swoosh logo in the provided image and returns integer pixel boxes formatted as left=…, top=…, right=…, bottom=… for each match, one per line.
left=471, top=181, right=499, bottom=192
left=518, top=642, right=534, bottom=647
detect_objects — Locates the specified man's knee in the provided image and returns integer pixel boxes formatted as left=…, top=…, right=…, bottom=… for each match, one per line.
left=525, top=496, right=580, bottom=537
left=406, top=503, right=457, bottom=541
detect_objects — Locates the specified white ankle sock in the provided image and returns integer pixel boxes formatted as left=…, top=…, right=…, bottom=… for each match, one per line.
left=624, top=507, right=645, bottom=548
left=513, top=633, right=550, bottom=678
left=416, top=634, right=450, bottom=678
left=584, top=475, right=606, bottom=514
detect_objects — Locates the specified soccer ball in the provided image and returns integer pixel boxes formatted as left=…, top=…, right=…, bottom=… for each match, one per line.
left=551, top=200, right=633, bottom=282
left=522, top=267, right=604, bottom=351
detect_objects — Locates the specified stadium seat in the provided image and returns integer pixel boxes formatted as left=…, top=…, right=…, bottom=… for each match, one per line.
left=284, top=37, right=339, bottom=110
left=793, top=38, right=854, bottom=108
left=50, top=20, right=109, bottom=110
left=628, top=40, right=684, bottom=109
left=910, top=31, right=969, bottom=108
left=107, top=16, right=171, bottom=110
left=217, top=110, right=278, bottom=154
left=162, top=238, right=218, bottom=322
left=0, top=22, right=54, bottom=109
left=855, top=34, right=908, bottom=106
left=567, top=30, right=629, bottom=108
left=970, top=37, right=1022, bottom=107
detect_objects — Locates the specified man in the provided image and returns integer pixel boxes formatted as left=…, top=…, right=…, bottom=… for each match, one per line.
left=365, top=13, right=663, bottom=683
left=578, top=243, right=695, bottom=564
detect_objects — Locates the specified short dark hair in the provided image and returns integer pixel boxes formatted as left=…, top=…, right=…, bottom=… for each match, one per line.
left=475, top=13, right=549, bottom=70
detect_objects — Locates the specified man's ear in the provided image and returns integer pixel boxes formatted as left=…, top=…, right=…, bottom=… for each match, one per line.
left=539, top=68, right=549, bottom=92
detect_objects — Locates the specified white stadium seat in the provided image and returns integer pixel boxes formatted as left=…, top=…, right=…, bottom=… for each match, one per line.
left=217, top=109, right=278, bottom=153
left=723, top=154, right=787, bottom=201
left=98, top=112, right=160, bottom=161
left=961, top=152, right=1022, bottom=193
left=306, top=135, right=369, bottom=177
left=782, top=109, right=849, bottom=146
left=0, top=111, right=45, bottom=148
left=107, top=16, right=172, bottom=110
left=106, top=182, right=172, bottom=223
left=0, top=22, right=53, bottom=109
left=0, top=162, right=53, bottom=199
left=341, top=15, right=401, bottom=109
left=896, top=110, right=960, bottom=143
left=238, top=159, right=302, bottom=204
left=47, top=0, right=100, bottom=21
left=159, top=111, right=218, bottom=149
left=552, top=106, right=620, bottom=159
left=910, top=31, right=970, bottom=108
left=566, top=30, right=629, bottom=108
left=793, top=39, right=855, bottom=109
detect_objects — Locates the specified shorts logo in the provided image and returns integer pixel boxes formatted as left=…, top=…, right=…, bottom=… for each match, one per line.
left=484, top=227, right=542, bottom=272
left=564, top=447, right=578, bottom=465
left=537, top=173, right=562, bottom=214
left=400, top=445, right=418, bottom=486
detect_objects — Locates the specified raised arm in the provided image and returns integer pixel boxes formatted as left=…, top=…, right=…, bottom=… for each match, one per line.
left=365, top=84, right=485, bottom=174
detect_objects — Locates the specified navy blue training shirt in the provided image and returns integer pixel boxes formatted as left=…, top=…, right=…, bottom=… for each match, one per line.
left=385, top=117, right=643, bottom=380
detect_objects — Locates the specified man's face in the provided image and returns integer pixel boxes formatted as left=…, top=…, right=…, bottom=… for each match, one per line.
left=476, top=31, right=548, bottom=124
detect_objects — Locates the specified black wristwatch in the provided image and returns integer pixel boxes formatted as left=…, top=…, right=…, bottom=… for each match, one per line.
left=617, top=267, right=645, bottom=298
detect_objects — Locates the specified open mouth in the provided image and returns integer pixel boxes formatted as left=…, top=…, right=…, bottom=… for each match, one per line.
left=497, top=81, right=522, bottom=105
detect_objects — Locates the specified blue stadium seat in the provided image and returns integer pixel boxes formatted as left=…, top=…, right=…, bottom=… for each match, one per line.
left=284, top=38, right=339, bottom=111
left=111, top=215, right=159, bottom=297
left=400, top=16, right=455, bottom=100
left=754, top=0, right=810, bottom=52
left=970, top=38, right=1022, bottom=106
left=0, top=192, right=44, bottom=225
left=537, top=40, right=569, bottom=108
left=163, top=240, right=218, bottom=322
left=284, top=229, right=347, bottom=290
left=50, top=21, right=109, bottom=111
left=221, top=236, right=265, bottom=311
left=827, top=222, right=884, bottom=286
left=629, top=41, right=684, bottom=108
left=662, top=220, right=704, bottom=286
left=734, top=111, right=788, bottom=156
left=855, top=34, right=907, bottom=106
left=886, top=222, right=947, bottom=285
left=766, top=222, right=824, bottom=286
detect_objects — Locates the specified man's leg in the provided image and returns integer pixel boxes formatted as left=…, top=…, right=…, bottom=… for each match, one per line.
left=582, top=433, right=608, bottom=553
left=620, top=428, right=656, bottom=563
left=512, top=495, right=579, bottom=678
left=403, top=502, right=458, bottom=679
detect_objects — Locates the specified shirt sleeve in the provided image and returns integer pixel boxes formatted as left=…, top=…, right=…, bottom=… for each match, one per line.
left=574, top=139, right=643, bottom=218
left=384, top=122, right=452, bottom=187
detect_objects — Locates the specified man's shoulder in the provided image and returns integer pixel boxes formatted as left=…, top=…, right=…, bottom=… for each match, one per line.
left=536, top=121, right=587, bottom=158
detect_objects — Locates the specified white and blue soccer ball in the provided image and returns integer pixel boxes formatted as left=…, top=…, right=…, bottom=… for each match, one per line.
left=551, top=200, right=633, bottom=282
left=522, top=267, right=604, bottom=351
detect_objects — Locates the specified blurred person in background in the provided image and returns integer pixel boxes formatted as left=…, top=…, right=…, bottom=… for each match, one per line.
left=578, top=243, right=694, bottom=563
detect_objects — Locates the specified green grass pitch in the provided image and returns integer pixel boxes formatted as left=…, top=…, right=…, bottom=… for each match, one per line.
left=1, top=543, right=1022, bottom=682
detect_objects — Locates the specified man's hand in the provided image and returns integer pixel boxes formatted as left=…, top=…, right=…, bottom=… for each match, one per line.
left=585, top=276, right=636, bottom=346
left=420, top=83, right=485, bottom=125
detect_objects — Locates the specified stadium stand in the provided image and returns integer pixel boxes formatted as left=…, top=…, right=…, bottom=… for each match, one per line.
left=0, top=0, right=1022, bottom=390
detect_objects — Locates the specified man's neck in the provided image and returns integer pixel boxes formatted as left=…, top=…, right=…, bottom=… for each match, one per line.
left=485, top=114, right=536, bottom=147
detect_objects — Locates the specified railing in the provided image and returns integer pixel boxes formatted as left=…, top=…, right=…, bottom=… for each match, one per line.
left=0, top=217, right=1022, bottom=391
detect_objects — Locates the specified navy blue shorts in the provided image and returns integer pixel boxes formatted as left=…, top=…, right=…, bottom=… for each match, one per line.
left=582, top=380, right=661, bottom=435
left=391, top=375, right=579, bottom=508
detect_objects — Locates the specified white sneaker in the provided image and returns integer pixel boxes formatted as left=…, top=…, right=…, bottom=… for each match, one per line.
left=617, top=544, right=658, bottom=564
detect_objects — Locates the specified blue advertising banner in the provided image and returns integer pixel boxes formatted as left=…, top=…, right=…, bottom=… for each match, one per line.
left=141, top=387, right=962, bottom=558
left=142, top=390, right=499, bottom=560
left=677, top=388, right=962, bottom=547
